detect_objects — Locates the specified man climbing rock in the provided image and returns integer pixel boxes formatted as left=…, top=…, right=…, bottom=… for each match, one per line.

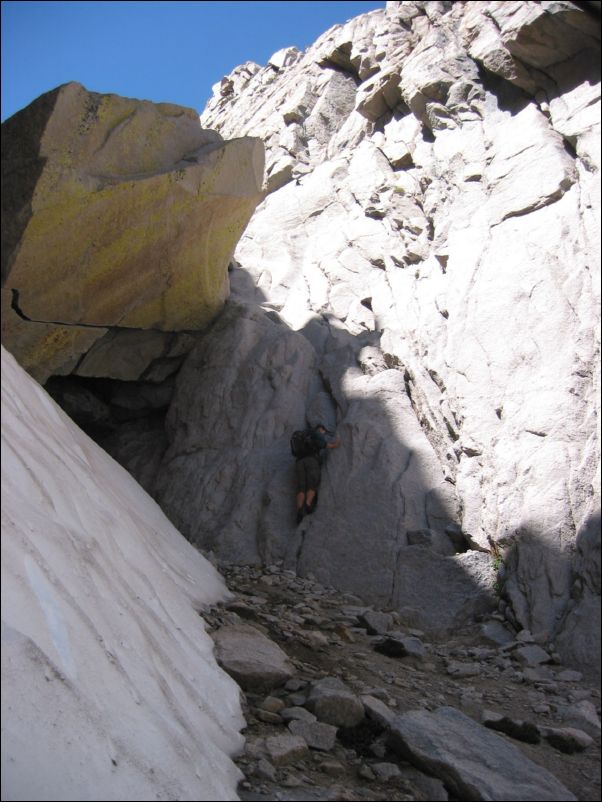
left=291, top=424, right=341, bottom=524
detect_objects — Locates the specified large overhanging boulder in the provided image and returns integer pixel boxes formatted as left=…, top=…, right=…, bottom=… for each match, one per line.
left=1, top=81, right=264, bottom=381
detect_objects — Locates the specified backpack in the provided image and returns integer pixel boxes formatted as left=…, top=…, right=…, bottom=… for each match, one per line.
left=290, top=429, right=320, bottom=459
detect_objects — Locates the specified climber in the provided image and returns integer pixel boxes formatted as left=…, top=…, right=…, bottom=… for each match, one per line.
left=291, top=424, right=341, bottom=524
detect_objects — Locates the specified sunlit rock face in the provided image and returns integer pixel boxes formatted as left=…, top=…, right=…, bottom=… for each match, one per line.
left=186, top=1, right=600, bottom=675
left=1, top=81, right=264, bottom=381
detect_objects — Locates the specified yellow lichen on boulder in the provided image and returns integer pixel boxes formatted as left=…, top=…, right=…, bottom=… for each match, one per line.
left=1, top=82, right=265, bottom=377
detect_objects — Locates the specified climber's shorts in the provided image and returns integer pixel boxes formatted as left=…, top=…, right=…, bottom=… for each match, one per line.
left=295, top=455, right=321, bottom=492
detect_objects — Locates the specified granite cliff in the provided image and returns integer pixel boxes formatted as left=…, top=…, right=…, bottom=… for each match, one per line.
left=176, top=0, right=601, bottom=679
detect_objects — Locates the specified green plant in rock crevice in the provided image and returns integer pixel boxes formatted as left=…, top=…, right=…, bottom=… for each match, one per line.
left=489, top=541, right=506, bottom=597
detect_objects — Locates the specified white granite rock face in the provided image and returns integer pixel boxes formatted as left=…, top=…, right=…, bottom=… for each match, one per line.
left=184, top=1, right=601, bottom=675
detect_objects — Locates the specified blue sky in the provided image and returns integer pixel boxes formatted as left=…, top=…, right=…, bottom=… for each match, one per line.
left=1, top=1, right=385, bottom=121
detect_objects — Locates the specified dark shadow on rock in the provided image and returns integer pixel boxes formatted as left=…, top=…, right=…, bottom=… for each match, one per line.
left=476, top=63, right=532, bottom=116
left=542, top=46, right=601, bottom=155
left=44, top=373, right=173, bottom=496
left=496, top=514, right=601, bottom=682
left=556, top=511, right=601, bottom=682
left=476, top=31, right=600, bottom=122
left=1, top=86, right=62, bottom=285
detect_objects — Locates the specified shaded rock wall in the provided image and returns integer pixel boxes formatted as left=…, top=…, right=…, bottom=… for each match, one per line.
left=153, top=296, right=497, bottom=636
